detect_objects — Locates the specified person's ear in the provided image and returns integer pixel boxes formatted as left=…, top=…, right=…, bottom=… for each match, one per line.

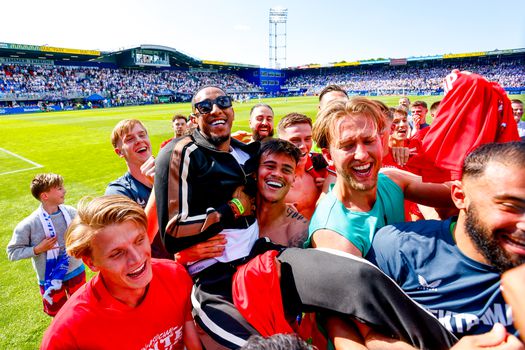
left=321, top=147, right=333, bottom=166
left=82, top=256, right=99, bottom=272
left=114, top=147, right=124, bottom=158
left=451, top=180, right=467, bottom=210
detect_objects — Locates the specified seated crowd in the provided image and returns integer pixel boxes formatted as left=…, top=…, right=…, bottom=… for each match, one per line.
left=6, top=68, right=525, bottom=350
left=0, top=64, right=261, bottom=106
left=284, top=59, right=525, bottom=94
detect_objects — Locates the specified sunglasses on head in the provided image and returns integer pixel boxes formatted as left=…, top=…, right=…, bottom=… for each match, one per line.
left=194, top=95, right=233, bottom=114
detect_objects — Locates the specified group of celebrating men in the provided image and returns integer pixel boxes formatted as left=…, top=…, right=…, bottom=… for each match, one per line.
left=32, top=70, right=525, bottom=349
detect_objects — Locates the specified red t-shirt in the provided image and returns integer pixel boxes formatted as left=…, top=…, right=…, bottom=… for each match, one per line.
left=410, top=70, right=520, bottom=182
left=41, top=259, right=193, bottom=350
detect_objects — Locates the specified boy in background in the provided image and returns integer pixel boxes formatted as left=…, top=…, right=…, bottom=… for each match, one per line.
left=7, top=173, right=85, bottom=316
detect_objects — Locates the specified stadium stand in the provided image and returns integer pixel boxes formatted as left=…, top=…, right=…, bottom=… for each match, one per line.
left=0, top=65, right=260, bottom=107
left=283, top=58, right=525, bottom=96
left=0, top=42, right=523, bottom=114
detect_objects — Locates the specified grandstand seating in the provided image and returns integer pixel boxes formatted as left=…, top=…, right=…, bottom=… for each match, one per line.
left=0, top=65, right=261, bottom=106
left=283, top=59, right=525, bottom=95
left=0, top=57, right=523, bottom=109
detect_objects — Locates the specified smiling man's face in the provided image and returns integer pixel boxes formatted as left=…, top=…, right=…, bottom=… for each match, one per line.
left=193, top=87, right=234, bottom=149
left=83, top=220, right=152, bottom=305
left=257, top=151, right=296, bottom=203
left=116, top=123, right=152, bottom=166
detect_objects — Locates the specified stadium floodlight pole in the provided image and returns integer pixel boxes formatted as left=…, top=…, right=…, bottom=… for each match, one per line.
left=269, top=7, right=287, bottom=69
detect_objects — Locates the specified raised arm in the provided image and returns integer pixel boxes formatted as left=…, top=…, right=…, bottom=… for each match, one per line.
left=381, top=167, right=454, bottom=208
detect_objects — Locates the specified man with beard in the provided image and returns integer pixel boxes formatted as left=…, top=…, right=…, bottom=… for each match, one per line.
left=232, top=103, right=274, bottom=143
left=307, top=98, right=453, bottom=257
left=367, top=141, right=525, bottom=341
left=160, top=115, right=190, bottom=148
left=154, top=85, right=261, bottom=348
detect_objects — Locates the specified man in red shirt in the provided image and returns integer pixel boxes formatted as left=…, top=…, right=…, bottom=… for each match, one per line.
left=41, top=195, right=201, bottom=350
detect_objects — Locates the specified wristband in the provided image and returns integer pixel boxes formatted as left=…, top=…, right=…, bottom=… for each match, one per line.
left=228, top=201, right=241, bottom=219
left=230, top=198, right=245, bottom=215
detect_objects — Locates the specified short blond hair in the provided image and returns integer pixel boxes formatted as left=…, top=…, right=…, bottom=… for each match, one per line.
left=313, top=97, right=385, bottom=149
left=30, top=173, right=64, bottom=200
left=66, top=195, right=147, bottom=259
left=110, top=119, right=148, bottom=149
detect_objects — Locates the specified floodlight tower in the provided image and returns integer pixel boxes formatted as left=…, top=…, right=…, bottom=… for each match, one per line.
left=269, top=7, right=287, bottom=69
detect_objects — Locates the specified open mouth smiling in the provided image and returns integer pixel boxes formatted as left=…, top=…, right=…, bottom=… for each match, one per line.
left=352, top=163, right=372, bottom=176
left=265, top=179, right=284, bottom=189
left=210, top=119, right=226, bottom=126
left=127, top=261, right=147, bottom=279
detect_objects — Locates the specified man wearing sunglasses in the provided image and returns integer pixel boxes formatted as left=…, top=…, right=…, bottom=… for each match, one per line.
left=154, top=85, right=263, bottom=349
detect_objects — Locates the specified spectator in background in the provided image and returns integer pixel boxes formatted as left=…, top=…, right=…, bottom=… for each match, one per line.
left=7, top=173, right=85, bottom=317
left=383, top=107, right=412, bottom=169
left=187, top=113, right=199, bottom=134
left=40, top=195, right=201, bottom=350
left=105, top=119, right=170, bottom=259
left=511, top=99, right=525, bottom=139
left=318, top=85, right=349, bottom=192
left=278, top=113, right=324, bottom=219
left=398, top=96, right=410, bottom=109
left=430, top=100, right=441, bottom=120
left=318, top=84, right=348, bottom=110
left=409, top=100, right=430, bottom=137
left=232, top=103, right=275, bottom=143
left=160, top=114, right=189, bottom=148
left=172, top=114, right=188, bottom=138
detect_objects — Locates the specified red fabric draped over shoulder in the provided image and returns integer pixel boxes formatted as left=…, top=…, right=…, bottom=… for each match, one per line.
left=232, top=250, right=293, bottom=337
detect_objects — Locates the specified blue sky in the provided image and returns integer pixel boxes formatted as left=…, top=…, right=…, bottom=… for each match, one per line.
left=3, top=0, right=525, bottom=67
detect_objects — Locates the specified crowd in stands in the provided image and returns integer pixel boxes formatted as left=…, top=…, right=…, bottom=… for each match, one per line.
left=284, top=59, right=525, bottom=94
left=0, top=64, right=260, bottom=106
left=1, top=58, right=523, bottom=110
left=1, top=58, right=523, bottom=109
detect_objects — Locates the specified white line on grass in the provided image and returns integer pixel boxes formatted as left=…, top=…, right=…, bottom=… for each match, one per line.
left=0, top=147, right=43, bottom=176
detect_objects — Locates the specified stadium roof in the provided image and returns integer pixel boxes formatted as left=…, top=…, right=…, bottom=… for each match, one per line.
left=0, top=43, right=259, bottom=70
left=1, top=41, right=523, bottom=71
left=0, top=42, right=102, bottom=62
left=0, top=42, right=261, bottom=70
left=286, top=48, right=525, bottom=70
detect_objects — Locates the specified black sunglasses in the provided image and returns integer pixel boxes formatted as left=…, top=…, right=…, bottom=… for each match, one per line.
left=194, top=95, right=233, bottom=114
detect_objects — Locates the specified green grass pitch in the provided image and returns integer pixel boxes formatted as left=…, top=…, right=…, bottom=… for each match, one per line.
left=0, top=94, right=523, bottom=348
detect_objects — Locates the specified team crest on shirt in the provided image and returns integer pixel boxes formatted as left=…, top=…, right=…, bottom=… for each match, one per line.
left=417, top=275, right=442, bottom=291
